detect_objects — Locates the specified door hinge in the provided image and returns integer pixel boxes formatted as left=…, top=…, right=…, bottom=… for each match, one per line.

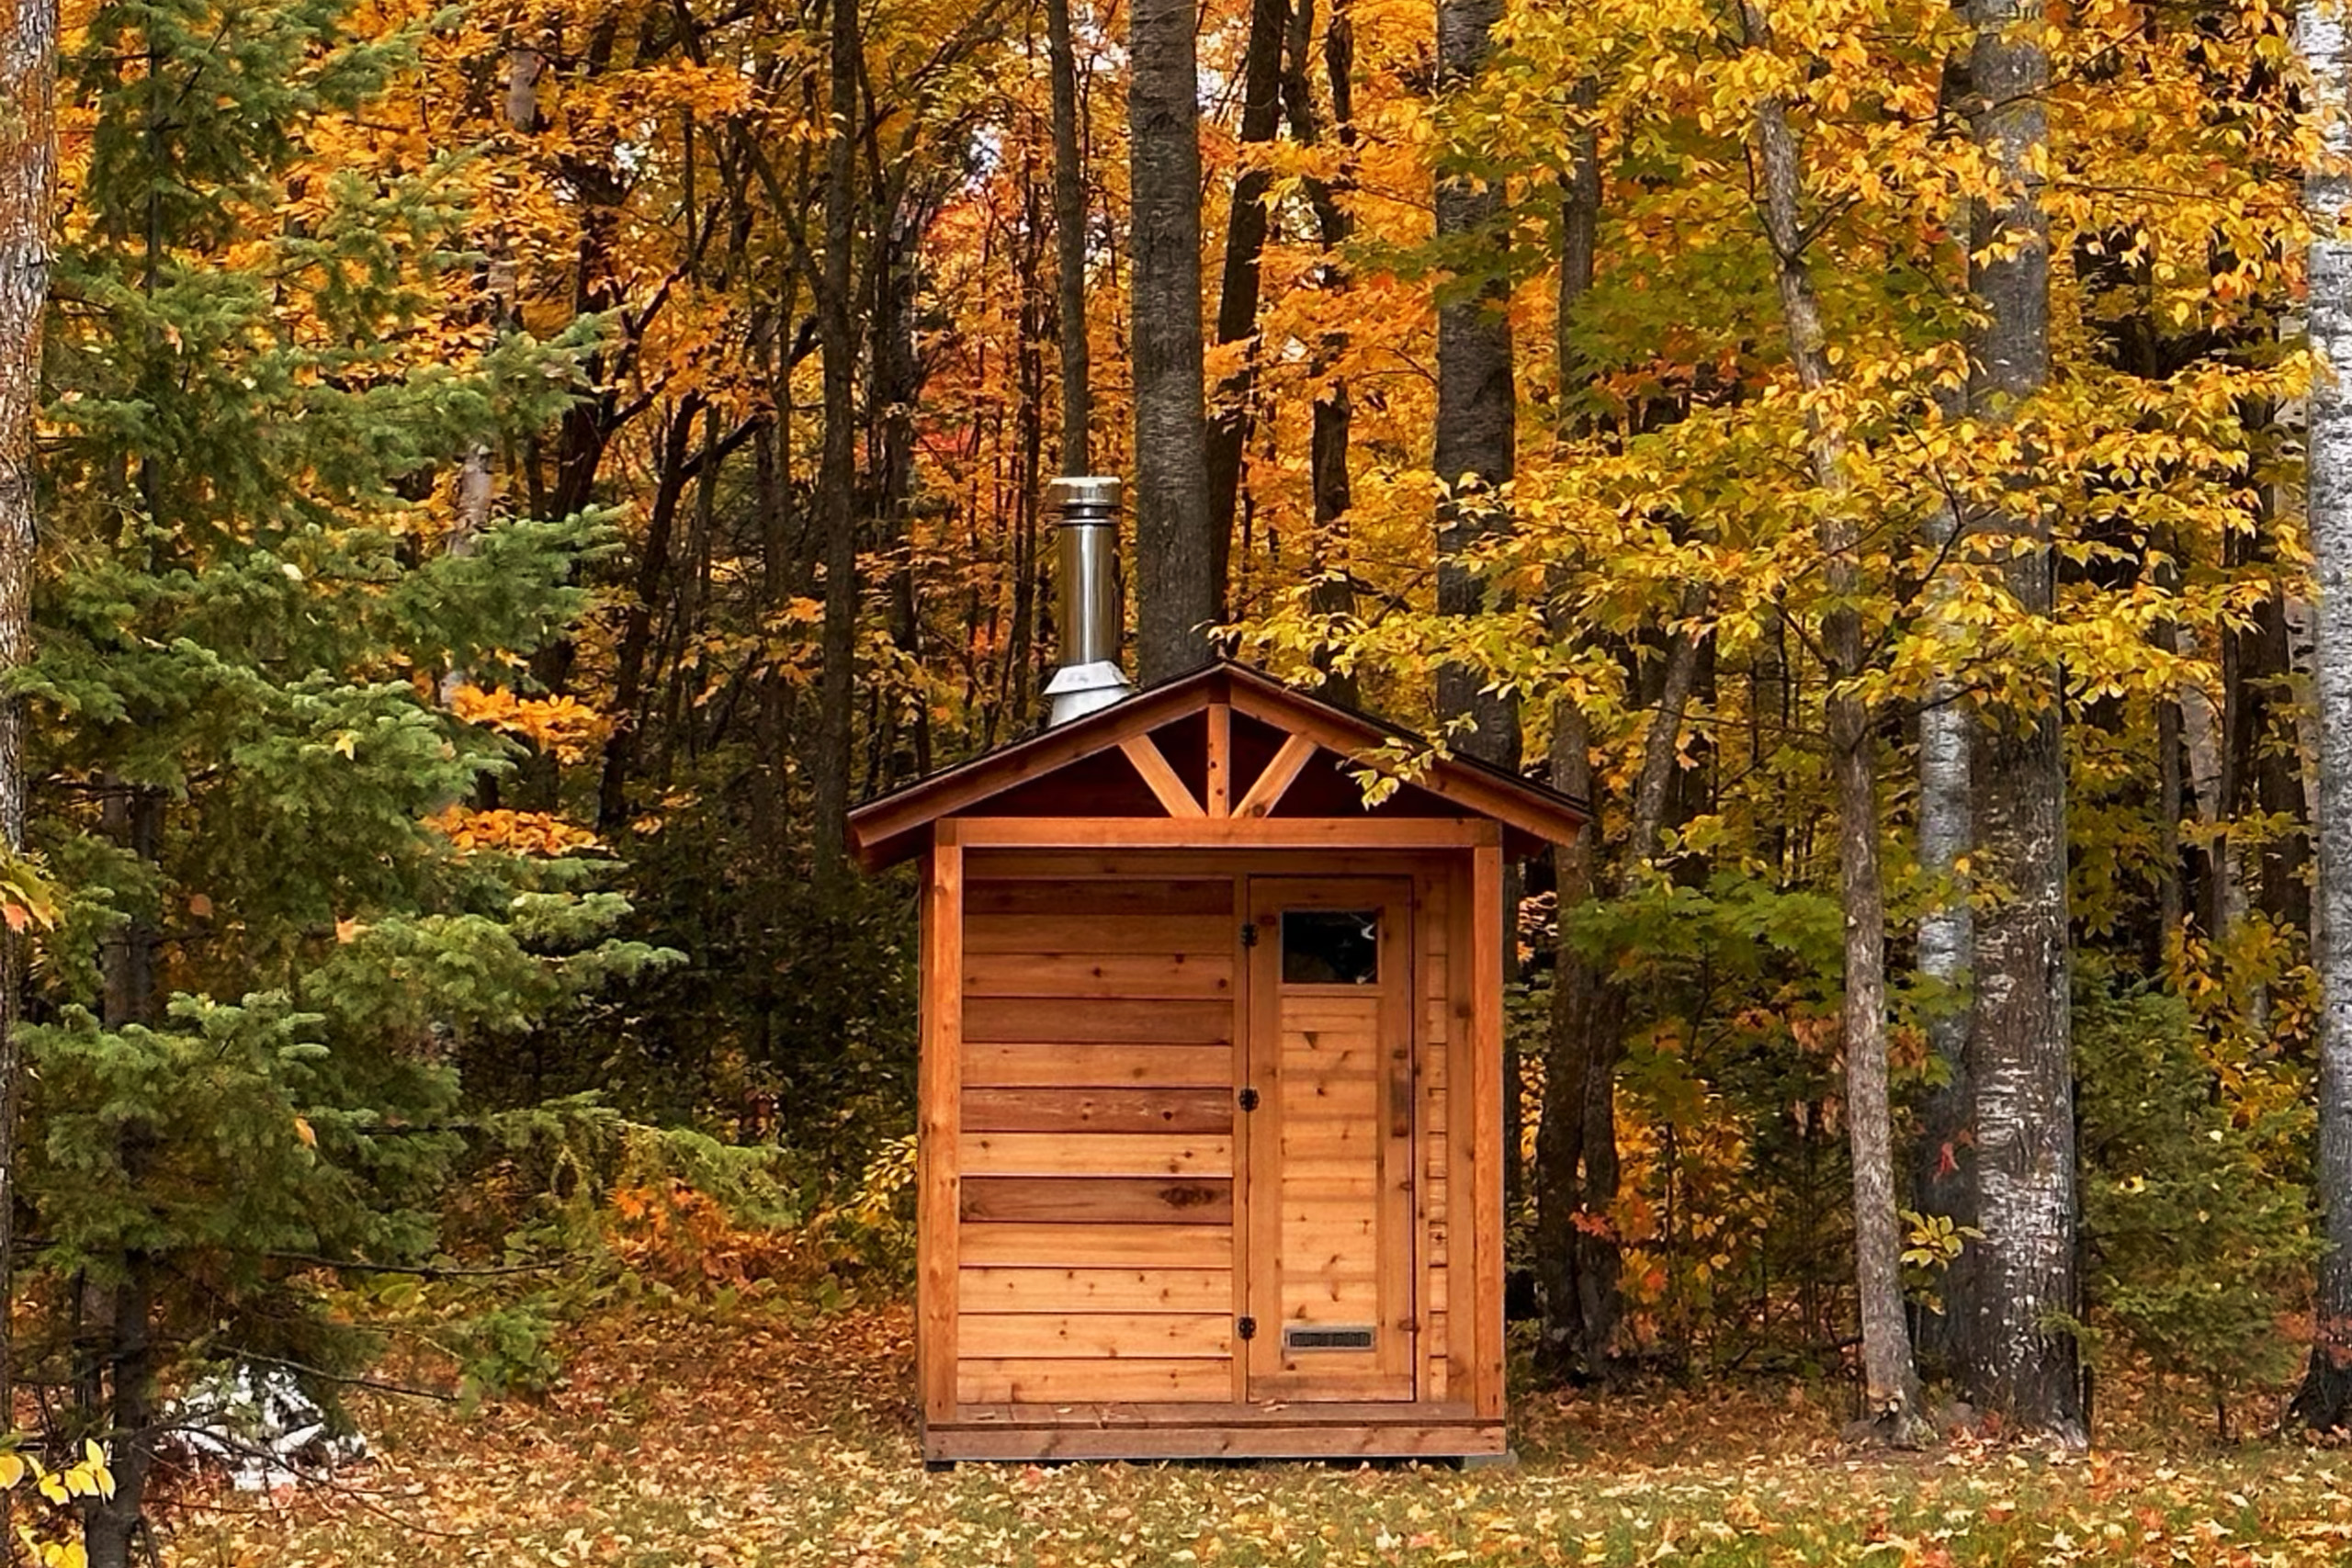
left=1239, top=920, right=1259, bottom=949
left=1238, top=1087, right=1261, bottom=1112
left=1238, top=1315, right=1257, bottom=1341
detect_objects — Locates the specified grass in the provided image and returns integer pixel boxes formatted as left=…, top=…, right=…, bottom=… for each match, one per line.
left=165, top=1301, right=2352, bottom=1567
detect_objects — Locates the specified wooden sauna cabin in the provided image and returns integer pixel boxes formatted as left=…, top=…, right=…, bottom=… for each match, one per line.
left=847, top=660, right=1586, bottom=1463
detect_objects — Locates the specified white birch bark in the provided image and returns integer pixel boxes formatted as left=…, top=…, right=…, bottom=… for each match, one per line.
left=2290, top=0, right=2352, bottom=1431
left=1918, top=648, right=1972, bottom=1037
left=1911, top=558, right=1973, bottom=1366
left=2287, top=594, right=2324, bottom=875
left=1962, top=0, right=2082, bottom=1443
left=2174, top=630, right=2228, bottom=832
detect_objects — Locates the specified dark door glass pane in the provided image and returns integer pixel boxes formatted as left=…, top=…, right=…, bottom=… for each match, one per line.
left=1282, top=909, right=1379, bottom=984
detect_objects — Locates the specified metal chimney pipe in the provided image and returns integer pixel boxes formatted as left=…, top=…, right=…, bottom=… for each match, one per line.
left=1042, top=475, right=1135, bottom=727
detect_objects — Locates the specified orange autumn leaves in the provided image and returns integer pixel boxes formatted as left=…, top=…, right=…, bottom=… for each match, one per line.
left=426, top=806, right=604, bottom=858
left=415, top=687, right=611, bottom=856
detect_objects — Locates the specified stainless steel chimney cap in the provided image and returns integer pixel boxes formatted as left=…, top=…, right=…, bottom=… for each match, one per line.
left=1046, top=474, right=1122, bottom=513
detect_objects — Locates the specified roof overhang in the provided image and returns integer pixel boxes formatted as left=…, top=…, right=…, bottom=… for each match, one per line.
left=846, top=662, right=1589, bottom=871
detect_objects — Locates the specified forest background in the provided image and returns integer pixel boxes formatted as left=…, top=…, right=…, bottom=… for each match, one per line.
left=0, top=0, right=2343, bottom=1560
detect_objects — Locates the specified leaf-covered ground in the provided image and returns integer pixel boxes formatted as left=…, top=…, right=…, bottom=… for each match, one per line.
left=170, top=1305, right=2352, bottom=1566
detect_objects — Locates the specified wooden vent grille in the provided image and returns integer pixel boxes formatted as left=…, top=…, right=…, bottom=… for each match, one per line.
left=1282, top=1325, right=1376, bottom=1352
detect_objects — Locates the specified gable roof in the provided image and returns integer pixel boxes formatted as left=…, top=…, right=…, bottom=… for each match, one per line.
left=847, top=661, right=1589, bottom=870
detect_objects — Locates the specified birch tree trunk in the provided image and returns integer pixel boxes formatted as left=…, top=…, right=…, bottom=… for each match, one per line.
left=1910, top=37, right=1978, bottom=1325
left=1912, top=512, right=1974, bottom=1371
left=1962, top=0, right=2083, bottom=1442
left=1432, top=0, right=1518, bottom=769
left=1130, top=0, right=1217, bottom=682
left=0, top=0, right=52, bottom=1511
left=2289, top=0, right=2352, bottom=1433
left=1742, top=5, right=1926, bottom=1439
left=1046, top=0, right=1091, bottom=470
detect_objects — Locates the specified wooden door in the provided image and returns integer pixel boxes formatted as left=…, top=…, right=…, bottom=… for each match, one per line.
left=1242, top=876, right=1417, bottom=1401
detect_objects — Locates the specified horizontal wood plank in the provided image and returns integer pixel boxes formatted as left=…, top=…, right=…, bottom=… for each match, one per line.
left=1274, top=1174, right=1382, bottom=1203
left=927, top=1423, right=1504, bottom=1461
left=967, top=851, right=1445, bottom=881
left=961, top=1086, right=1233, bottom=1134
left=963, top=1133, right=1233, bottom=1178
left=959, top=1314, right=1233, bottom=1359
left=967, top=879, right=1235, bottom=918
left=959, top=1223, right=1231, bottom=1269
left=962, top=1043, right=1234, bottom=1088
left=1274, top=1156, right=1388, bottom=1186
left=948, top=1400, right=1480, bottom=1428
left=1254, top=1371, right=1416, bottom=1402
left=959, top=1176, right=1232, bottom=1224
left=964, top=951, right=1233, bottom=999
left=965, top=913, right=1233, bottom=953
left=956, top=1358, right=1233, bottom=1404
left=960, top=1267, right=1232, bottom=1313
left=964, top=997, right=1233, bottom=1045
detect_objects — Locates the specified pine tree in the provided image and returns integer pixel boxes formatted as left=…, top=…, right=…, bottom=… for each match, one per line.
left=0, top=0, right=56, bottom=1517
left=25, top=6, right=662, bottom=1560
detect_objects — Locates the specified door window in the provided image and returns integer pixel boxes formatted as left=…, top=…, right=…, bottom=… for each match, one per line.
left=1280, top=908, right=1379, bottom=984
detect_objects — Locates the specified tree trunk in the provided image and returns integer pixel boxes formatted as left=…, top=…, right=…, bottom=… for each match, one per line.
left=1202, top=0, right=1288, bottom=591
left=597, top=396, right=702, bottom=831
left=1912, top=400, right=1975, bottom=1369
left=1010, top=192, right=1047, bottom=724
left=1961, top=0, right=2082, bottom=1443
left=79, top=1258, right=153, bottom=1568
left=811, top=0, right=863, bottom=883
left=1129, top=0, right=1217, bottom=682
left=749, top=311, right=805, bottom=1048
left=1744, top=22, right=1926, bottom=1438
left=1432, top=0, right=1517, bottom=770
left=875, top=196, right=931, bottom=783
left=2241, top=579, right=2312, bottom=936
left=1909, top=56, right=1974, bottom=1341
left=1911, top=625, right=1976, bottom=1371
left=1046, top=0, right=1091, bottom=471
left=1553, top=75, right=1599, bottom=445
left=2290, top=0, right=2352, bottom=1433
left=2138, top=544, right=2188, bottom=975
left=85, top=786, right=160, bottom=1568
left=1529, top=81, right=1618, bottom=1380
left=1537, top=697, right=1623, bottom=1382
left=439, top=44, right=537, bottom=707
left=0, top=0, right=52, bottom=1518
left=1283, top=0, right=1360, bottom=705
left=1535, top=623, right=1700, bottom=1382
